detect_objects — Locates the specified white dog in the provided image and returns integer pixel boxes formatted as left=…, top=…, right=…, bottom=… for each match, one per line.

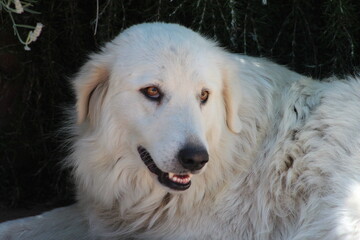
left=1, top=22, right=360, bottom=240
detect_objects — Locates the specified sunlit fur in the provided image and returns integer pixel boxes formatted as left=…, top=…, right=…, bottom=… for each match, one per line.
left=68, top=23, right=360, bottom=239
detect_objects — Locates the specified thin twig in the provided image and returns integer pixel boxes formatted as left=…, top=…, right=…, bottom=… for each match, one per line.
left=94, top=0, right=99, bottom=35
left=198, top=0, right=207, bottom=32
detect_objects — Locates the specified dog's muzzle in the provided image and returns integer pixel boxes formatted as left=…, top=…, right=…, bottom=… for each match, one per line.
left=137, top=145, right=208, bottom=191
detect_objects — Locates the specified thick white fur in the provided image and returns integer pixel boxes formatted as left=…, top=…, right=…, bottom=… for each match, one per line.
left=68, top=22, right=360, bottom=239
left=5, top=22, right=359, bottom=240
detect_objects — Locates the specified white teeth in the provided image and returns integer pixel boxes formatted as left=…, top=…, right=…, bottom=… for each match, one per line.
left=168, top=172, right=192, bottom=184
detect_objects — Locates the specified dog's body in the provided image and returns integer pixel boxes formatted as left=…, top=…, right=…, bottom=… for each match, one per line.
left=2, top=22, right=359, bottom=240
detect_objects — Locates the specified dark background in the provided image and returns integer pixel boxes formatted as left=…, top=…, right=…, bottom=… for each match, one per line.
left=1, top=0, right=359, bottom=219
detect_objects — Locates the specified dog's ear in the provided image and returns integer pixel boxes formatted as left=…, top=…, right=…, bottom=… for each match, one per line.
left=222, top=56, right=242, bottom=134
left=73, top=57, right=110, bottom=125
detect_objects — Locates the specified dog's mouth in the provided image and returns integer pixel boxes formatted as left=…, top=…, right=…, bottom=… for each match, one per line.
left=137, top=146, right=192, bottom=191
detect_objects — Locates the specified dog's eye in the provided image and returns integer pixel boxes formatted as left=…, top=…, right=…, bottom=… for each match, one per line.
left=140, top=86, right=162, bottom=101
left=200, top=89, right=209, bottom=104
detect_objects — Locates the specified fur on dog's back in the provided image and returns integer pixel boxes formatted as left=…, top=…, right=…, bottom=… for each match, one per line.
left=68, top=23, right=360, bottom=239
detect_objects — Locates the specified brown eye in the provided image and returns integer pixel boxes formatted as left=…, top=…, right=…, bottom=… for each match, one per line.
left=140, top=86, right=162, bottom=102
left=200, top=89, right=209, bottom=104
left=146, top=87, right=159, bottom=97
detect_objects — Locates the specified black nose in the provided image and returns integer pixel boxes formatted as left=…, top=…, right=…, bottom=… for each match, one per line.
left=178, top=145, right=209, bottom=171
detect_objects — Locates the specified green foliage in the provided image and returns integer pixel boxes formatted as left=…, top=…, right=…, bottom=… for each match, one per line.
left=0, top=0, right=359, bottom=209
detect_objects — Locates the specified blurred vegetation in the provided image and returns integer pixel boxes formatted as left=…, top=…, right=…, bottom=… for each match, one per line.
left=0, top=0, right=360, bottom=210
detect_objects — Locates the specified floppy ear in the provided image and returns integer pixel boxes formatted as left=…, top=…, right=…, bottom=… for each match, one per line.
left=222, top=57, right=242, bottom=134
left=72, top=58, right=110, bottom=125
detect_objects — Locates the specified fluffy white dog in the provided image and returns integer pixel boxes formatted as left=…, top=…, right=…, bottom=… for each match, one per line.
left=1, top=22, right=360, bottom=240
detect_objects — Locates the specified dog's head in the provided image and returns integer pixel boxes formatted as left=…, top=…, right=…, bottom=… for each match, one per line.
left=72, top=23, right=242, bottom=193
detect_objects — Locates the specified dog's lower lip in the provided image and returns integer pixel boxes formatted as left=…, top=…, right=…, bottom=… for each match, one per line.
left=159, top=173, right=191, bottom=190
left=137, top=146, right=191, bottom=191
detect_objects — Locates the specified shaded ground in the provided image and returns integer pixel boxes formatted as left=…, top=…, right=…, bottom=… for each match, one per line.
left=0, top=200, right=74, bottom=223
left=0, top=206, right=53, bottom=223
